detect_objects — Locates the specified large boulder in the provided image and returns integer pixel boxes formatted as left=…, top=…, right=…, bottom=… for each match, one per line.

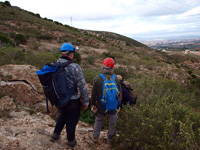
left=0, top=64, right=44, bottom=106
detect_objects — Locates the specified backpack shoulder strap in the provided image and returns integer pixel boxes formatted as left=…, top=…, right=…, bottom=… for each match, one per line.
left=111, top=74, right=116, bottom=81
left=99, top=74, right=106, bottom=81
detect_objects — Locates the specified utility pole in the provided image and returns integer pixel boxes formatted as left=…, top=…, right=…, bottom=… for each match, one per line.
left=71, top=17, right=72, bottom=26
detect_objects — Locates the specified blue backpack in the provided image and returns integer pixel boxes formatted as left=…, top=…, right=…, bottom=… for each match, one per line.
left=36, top=61, right=77, bottom=111
left=99, top=74, right=119, bottom=112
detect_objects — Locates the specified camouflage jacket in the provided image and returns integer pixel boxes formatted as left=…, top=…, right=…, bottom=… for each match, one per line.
left=56, top=56, right=89, bottom=106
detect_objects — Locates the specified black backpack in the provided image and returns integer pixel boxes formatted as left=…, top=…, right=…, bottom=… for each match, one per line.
left=36, top=61, right=77, bottom=111
left=122, top=81, right=137, bottom=105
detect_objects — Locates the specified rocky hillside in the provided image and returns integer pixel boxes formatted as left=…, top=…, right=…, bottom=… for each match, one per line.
left=0, top=1, right=199, bottom=83
left=0, top=64, right=112, bottom=150
left=0, top=1, right=200, bottom=149
left=0, top=1, right=146, bottom=52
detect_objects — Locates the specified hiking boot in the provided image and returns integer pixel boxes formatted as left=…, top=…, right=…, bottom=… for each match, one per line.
left=50, top=133, right=60, bottom=142
left=89, top=132, right=99, bottom=143
left=107, top=139, right=113, bottom=148
left=67, top=139, right=77, bottom=148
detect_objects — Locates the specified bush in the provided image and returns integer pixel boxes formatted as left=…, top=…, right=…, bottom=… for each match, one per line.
left=114, top=66, right=127, bottom=79
left=114, top=98, right=200, bottom=150
left=36, top=33, right=54, bottom=40
left=14, top=34, right=27, bottom=45
left=175, top=63, right=180, bottom=68
left=0, top=34, right=14, bottom=46
left=102, top=52, right=115, bottom=59
left=0, top=47, right=60, bottom=68
left=83, top=69, right=101, bottom=84
left=87, top=56, right=95, bottom=64
left=74, top=52, right=81, bottom=64
left=80, top=108, right=95, bottom=125
left=4, top=1, right=11, bottom=7
left=35, top=13, right=40, bottom=18
left=0, top=47, right=25, bottom=65
left=54, top=21, right=63, bottom=26
left=26, top=52, right=57, bottom=68
left=113, top=75, right=200, bottom=149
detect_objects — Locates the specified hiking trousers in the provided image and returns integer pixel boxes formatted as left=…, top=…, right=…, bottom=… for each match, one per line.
left=93, top=111, right=117, bottom=141
left=53, top=99, right=81, bottom=142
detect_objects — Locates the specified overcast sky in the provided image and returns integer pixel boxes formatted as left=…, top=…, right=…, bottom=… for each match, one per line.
left=5, top=0, right=200, bottom=41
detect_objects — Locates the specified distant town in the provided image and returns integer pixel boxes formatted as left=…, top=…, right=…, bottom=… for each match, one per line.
left=141, top=38, right=200, bottom=51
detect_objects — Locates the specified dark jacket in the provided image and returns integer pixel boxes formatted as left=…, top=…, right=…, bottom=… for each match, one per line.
left=91, top=72, right=122, bottom=115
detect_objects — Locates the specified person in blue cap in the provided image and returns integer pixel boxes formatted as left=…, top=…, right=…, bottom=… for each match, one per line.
left=50, top=43, right=89, bottom=148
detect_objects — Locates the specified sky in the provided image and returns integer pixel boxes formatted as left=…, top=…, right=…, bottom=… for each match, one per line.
left=5, top=0, right=200, bottom=41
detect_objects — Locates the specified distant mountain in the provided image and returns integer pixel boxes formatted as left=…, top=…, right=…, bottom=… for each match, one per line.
left=133, top=33, right=200, bottom=41
left=142, top=38, right=200, bottom=50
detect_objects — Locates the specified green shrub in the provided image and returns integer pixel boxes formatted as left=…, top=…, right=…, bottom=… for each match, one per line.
left=0, top=34, right=14, bottom=46
left=14, top=34, right=26, bottom=45
left=4, top=1, right=11, bottom=7
left=87, top=56, right=95, bottom=64
left=35, top=13, right=40, bottom=18
left=175, top=63, right=180, bottom=68
left=83, top=69, right=101, bottom=84
left=8, top=32, right=16, bottom=38
left=80, top=108, right=95, bottom=125
left=36, top=33, right=54, bottom=40
left=74, top=52, right=81, bottom=64
left=130, top=75, right=200, bottom=109
left=114, top=98, right=200, bottom=150
left=191, top=74, right=196, bottom=79
left=54, top=21, right=63, bottom=25
left=26, top=52, right=56, bottom=68
left=102, top=52, right=115, bottom=59
left=0, top=47, right=25, bottom=65
left=114, top=66, right=127, bottom=78
left=30, top=42, right=40, bottom=50
left=52, top=52, right=61, bottom=59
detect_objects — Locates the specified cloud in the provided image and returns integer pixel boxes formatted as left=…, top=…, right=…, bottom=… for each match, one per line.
left=6, top=0, right=200, bottom=40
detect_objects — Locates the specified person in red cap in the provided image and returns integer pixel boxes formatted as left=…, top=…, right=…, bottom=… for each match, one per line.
left=90, top=57, right=122, bottom=147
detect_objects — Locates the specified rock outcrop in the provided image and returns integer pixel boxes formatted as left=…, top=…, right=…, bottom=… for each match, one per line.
left=0, top=64, right=44, bottom=105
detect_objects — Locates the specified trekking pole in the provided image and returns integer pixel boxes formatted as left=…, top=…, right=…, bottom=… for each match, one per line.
left=46, top=97, right=50, bottom=113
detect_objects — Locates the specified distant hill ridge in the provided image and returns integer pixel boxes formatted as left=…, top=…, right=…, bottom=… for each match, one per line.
left=0, top=1, right=147, bottom=49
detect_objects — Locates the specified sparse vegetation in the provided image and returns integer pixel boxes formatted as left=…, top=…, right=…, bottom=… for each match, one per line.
left=80, top=108, right=95, bottom=125
left=0, top=33, right=15, bottom=46
left=102, top=52, right=115, bottom=59
left=114, top=66, right=127, bottom=78
left=74, top=52, right=81, bottom=64
left=4, top=1, right=11, bottom=7
left=87, top=56, right=95, bottom=64
left=83, top=69, right=101, bottom=85
left=14, top=33, right=27, bottom=45
left=0, top=47, right=25, bottom=65
left=0, top=2, right=200, bottom=150
left=114, top=75, right=200, bottom=150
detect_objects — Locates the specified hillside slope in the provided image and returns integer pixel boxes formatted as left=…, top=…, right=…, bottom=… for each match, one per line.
left=1, top=1, right=200, bottom=150
left=0, top=1, right=199, bottom=91
left=0, top=1, right=146, bottom=50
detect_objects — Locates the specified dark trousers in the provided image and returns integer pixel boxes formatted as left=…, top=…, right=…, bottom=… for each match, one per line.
left=53, top=99, right=81, bottom=142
